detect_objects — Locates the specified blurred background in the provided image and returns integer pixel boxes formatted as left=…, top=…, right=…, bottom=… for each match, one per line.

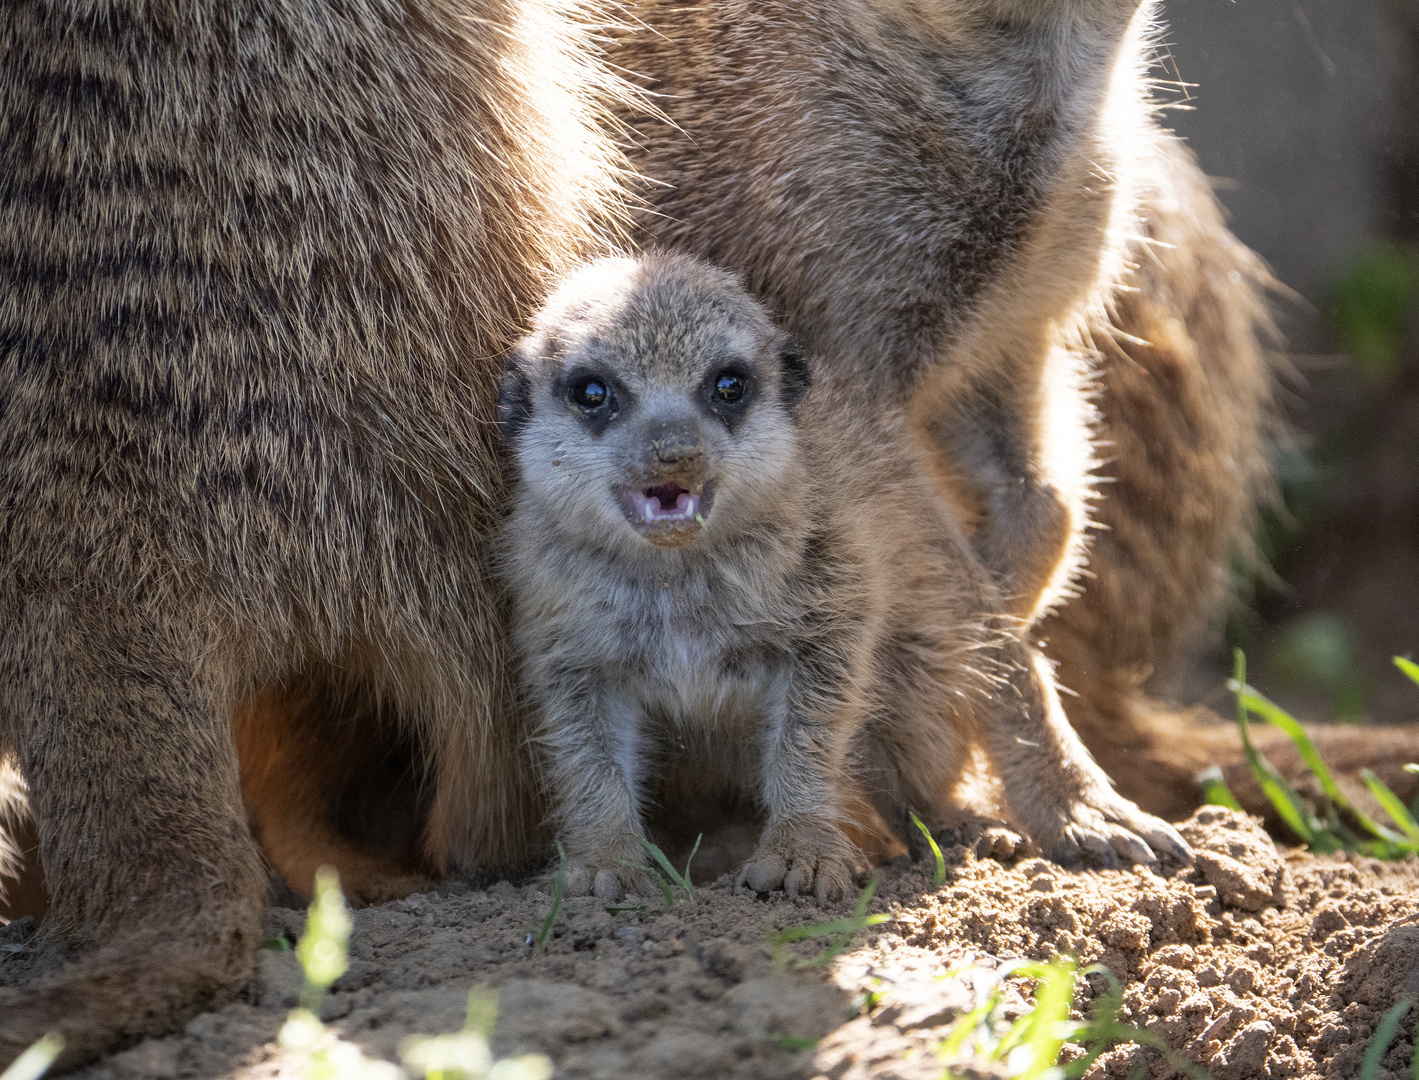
left=1161, top=0, right=1418, bottom=726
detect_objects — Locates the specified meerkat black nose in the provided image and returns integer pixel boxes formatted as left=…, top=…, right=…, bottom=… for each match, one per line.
left=646, top=419, right=704, bottom=467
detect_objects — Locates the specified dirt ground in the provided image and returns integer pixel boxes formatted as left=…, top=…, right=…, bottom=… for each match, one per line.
left=5, top=806, right=1419, bottom=1080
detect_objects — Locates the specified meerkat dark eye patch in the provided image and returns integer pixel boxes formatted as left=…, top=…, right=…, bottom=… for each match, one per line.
left=561, top=366, right=622, bottom=434
left=778, top=340, right=810, bottom=411
left=702, top=365, right=754, bottom=429
left=497, top=364, right=533, bottom=443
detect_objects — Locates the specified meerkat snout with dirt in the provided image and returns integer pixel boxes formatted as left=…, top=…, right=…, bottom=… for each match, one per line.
left=499, top=252, right=1190, bottom=906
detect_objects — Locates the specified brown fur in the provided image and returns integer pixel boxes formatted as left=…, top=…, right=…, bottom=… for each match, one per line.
left=1036, top=137, right=1282, bottom=819
left=604, top=0, right=1397, bottom=822
left=610, top=0, right=1158, bottom=625
left=0, top=0, right=626, bottom=1066
left=499, top=252, right=1189, bottom=906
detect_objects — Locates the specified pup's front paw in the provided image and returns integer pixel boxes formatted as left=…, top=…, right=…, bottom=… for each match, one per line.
left=735, top=824, right=862, bottom=904
left=562, top=862, right=658, bottom=903
left=1034, top=791, right=1192, bottom=870
left=561, top=843, right=658, bottom=904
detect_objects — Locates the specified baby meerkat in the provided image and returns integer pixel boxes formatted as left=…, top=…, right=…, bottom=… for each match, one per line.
left=499, top=252, right=1190, bottom=903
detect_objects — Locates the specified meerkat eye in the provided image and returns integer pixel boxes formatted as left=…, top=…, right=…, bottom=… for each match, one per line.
left=714, top=372, right=746, bottom=403
left=570, top=377, right=610, bottom=409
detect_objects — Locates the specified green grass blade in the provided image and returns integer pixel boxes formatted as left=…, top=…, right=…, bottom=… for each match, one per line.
left=1361, top=997, right=1413, bottom=1080
left=0, top=1035, right=63, bottom=1080
left=679, top=834, right=702, bottom=899
left=771, top=876, right=891, bottom=967
left=637, top=837, right=684, bottom=887
left=1230, top=650, right=1326, bottom=845
left=621, top=858, right=675, bottom=907
left=536, top=843, right=568, bottom=945
left=909, top=812, right=946, bottom=887
left=296, top=867, right=351, bottom=1011
left=1231, top=676, right=1360, bottom=837
left=1395, top=656, right=1419, bottom=687
left=1235, top=677, right=1411, bottom=846
left=1001, top=958, right=1076, bottom=1079
left=464, top=987, right=499, bottom=1041
left=636, top=836, right=696, bottom=899
left=936, top=994, right=1002, bottom=1060
left=1196, top=766, right=1243, bottom=811
left=1233, top=682, right=1350, bottom=807
left=1361, top=771, right=1419, bottom=846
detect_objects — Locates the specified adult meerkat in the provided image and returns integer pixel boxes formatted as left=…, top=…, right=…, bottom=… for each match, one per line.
left=499, top=252, right=1189, bottom=904
left=0, top=0, right=625, bottom=1065
left=607, top=0, right=1345, bottom=819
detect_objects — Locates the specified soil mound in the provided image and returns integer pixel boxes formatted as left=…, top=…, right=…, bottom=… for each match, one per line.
left=6, top=807, right=1418, bottom=1080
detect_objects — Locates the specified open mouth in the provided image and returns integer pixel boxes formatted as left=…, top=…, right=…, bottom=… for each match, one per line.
left=625, top=482, right=700, bottom=524
left=620, top=482, right=713, bottom=544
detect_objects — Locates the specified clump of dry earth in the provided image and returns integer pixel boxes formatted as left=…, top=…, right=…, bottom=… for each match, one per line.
left=6, top=807, right=1419, bottom=1080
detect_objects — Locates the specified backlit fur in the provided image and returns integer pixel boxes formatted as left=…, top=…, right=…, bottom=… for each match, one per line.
left=608, top=0, right=1286, bottom=817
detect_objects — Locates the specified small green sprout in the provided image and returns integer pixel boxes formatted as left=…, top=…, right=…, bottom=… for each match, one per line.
left=1397, top=656, right=1419, bottom=687
left=1219, top=649, right=1419, bottom=859
left=909, top=811, right=947, bottom=888
left=623, top=834, right=700, bottom=907
left=1195, top=766, right=1243, bottom=812
left=401, top=988, right=551, bottom=1080
left=851, top=984, right=885, bottom=1016
left=771, top=875, right=892, bottom=968
left=934, top=958, right=1209, bottom=1080
left=276, top=868, right=552, bottom=1079
left=770, top=1035, right=820, bottom=1051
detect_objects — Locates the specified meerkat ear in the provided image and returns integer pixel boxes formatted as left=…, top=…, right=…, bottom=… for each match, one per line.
left=778, top=338, right=810, bottom=411
left=497, top=356, right=534, bottom=443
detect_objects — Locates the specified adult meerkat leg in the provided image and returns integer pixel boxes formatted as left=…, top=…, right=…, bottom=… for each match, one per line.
left=1034, top=135, right=1274, bottom=818
left=978, top=643, right=1190, bottom=867
left=1039, top=135, right=1419, bottom=821
left=0, top=604, right=265, bottom=1069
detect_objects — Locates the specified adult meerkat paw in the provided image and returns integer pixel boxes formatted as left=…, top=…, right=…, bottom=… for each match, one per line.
left=1035, top=793, right=1192, bottom=869
left=736, top=826, right=861, bottom=904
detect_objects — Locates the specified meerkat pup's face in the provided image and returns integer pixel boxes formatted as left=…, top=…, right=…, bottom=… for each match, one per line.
left=500, top=253, right=811, bottom=552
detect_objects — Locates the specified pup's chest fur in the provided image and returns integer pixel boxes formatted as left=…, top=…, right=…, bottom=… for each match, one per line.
left=518, top=525, right=835, bottom=737
left=633, top=563, right=798, bottom=722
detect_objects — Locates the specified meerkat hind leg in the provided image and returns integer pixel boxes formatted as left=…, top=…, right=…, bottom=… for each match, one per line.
left=0, top=605, right=266, bottom=1069
left=982, top=645, right=1192, bottom=869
